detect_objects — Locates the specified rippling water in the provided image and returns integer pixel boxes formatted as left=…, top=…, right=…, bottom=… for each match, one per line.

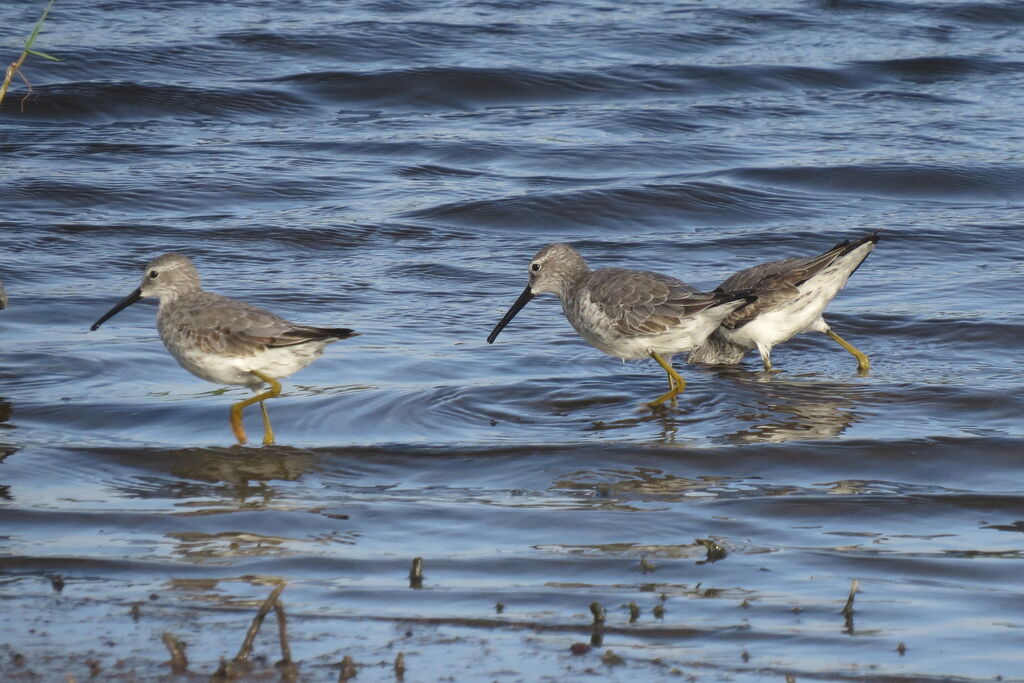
left=2, top=0, right=1024, bottom=680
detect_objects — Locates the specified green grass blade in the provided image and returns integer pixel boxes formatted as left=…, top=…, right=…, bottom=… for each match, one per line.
left=26, top=49, right=62, bottom=61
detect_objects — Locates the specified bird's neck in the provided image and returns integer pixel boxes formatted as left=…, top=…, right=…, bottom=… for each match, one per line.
left=156, top=286, right=201, bottom=311
left=556, top=266, right=589, bottom=298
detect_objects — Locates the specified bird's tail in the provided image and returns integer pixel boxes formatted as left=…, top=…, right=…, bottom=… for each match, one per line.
left=830, top=228, right=883, bottom=280
left=320, top=327, right=359, bottom=340
left=268, top=326, right=360, bottom=348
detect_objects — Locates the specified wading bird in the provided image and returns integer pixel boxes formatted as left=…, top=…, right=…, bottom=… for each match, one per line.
left=688, top=230, right=880, bottom=373
left=487, top=243, right=754, bottom=406
left=90, top=253, right=357, bottom=444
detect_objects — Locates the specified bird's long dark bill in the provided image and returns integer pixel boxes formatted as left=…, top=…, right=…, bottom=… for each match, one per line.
left=487, top=285, right=534, bottom=344
left=90, top=287, right=142, bottom=331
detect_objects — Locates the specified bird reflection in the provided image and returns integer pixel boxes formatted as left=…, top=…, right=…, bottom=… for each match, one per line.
left=714, top=366, right=864, bottom=443
left=105, top=446, right=318, bottom=507
left=581, top=364, right=865, bottom=445
left=169, top=447, right=315, bottom=486
left=162, top=527, right=356, bottom=564
left=104, top=447, right=356, bottom=564
left=585, top=410, right=687, bottom=445
left=553, top=465, right=753, bottom=506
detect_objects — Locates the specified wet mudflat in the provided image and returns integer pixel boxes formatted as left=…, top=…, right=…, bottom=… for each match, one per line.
left=1, top=0, right=1023, bottom=680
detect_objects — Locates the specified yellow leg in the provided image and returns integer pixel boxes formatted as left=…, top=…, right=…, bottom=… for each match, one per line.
left=258, top=399, right=274, bottom=446
left=229, top=370, right=282, bottom=445
left=648, top=351, right=686, bottom=407
left=826, top=329, right=870, bottom=374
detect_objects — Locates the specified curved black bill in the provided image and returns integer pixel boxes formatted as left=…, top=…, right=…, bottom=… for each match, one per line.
left=90, top=287, right=142, bottom=331
left=487, top=285, right=534, bottom=344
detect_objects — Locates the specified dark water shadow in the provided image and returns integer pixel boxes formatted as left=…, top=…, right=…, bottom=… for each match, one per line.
left=0, top=396, right=15, bottom=501
left=0, top=396, right=12, bottom=428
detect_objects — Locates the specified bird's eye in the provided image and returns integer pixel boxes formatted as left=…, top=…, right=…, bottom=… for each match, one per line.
left=149, top=270, right=159, bottom=279
left=531, top=263, right=541, bottom=272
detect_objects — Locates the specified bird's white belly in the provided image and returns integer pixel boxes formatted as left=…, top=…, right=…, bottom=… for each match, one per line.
left=166, top=341, right=326, bottom=388
left=721, top=273, right=842, bottom=350
left=579, top=327, right=656, bottom=359
left=722, top=303, right=823, bottom=349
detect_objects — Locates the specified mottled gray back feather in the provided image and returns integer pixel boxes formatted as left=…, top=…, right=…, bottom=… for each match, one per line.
left=586, top=268, right=743, bottom=336
left=164, top=292, right=351, bottom=356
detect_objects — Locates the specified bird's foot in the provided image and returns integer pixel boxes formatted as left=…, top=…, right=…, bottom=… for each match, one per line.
left=646, top=389, right=680, bottom=410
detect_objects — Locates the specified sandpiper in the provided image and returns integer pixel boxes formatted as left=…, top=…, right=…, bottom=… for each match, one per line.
left=90, top=253, right=357, bottom=445
left=688, top=230, right=880, bottom=373
left=486, top=243, right=754, bottom=406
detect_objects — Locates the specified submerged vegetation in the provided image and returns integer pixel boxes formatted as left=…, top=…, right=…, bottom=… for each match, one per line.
left=0, top=0, right=60, bottom=111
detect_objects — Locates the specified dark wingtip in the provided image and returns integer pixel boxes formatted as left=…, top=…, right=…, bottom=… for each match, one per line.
left=712, top=287, right=757, bottom=306
left=328, top=328, right=359, bottom=340
left=847, top=228, right=884, bottom=249
left=826, top=228, right=883, bottom=261
left=833, top=229, right=883, bottom=280
left=851, top=228, right=883, bottom=247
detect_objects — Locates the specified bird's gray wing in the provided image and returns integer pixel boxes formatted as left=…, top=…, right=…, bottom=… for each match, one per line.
left=588, top=268, right=744, bottom=336
left=169, top=293, right=339, bottom=356
left=715, top=231, right=879, bottom=330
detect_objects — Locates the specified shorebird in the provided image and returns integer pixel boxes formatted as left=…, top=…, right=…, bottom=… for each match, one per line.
left=90, top=253, right=357, bottom=445
left=486, top=243, right=754, bottom=406
left=688, top=230, right=880, bottom=373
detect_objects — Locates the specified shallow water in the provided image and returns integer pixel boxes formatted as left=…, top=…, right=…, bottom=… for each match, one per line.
left=2, top=0, right=1024, bottom=680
